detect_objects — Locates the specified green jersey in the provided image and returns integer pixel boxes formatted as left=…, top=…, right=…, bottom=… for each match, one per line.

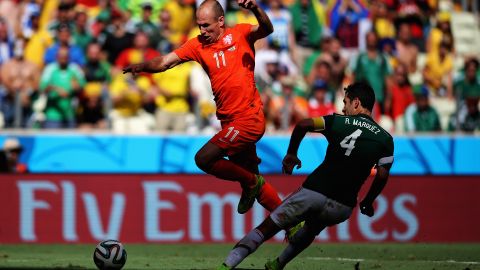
left=303, top=114, right=394, bottom=207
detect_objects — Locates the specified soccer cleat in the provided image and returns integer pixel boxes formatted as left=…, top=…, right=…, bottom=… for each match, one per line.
left=265, top=258, right=283, bottom=270
left=285, top=221, right=305, bottom=242
left=237, top=175, right=265, bottom=214
left=217, top=263, right=232, bottom=270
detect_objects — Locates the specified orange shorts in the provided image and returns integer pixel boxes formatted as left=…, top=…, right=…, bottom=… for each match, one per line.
left=210, top=110, right=266, bottom=156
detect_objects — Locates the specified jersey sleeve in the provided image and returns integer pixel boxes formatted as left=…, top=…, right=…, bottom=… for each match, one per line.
left=314, top=114, right=334, bottom=132
left=235, top=23, right=254, bottom=41
left=377, top=137, right=394, bottom=170
left=174, top=37, right=200, bottom=63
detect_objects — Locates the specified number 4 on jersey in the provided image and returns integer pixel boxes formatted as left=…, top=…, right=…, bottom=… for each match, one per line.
left=340, top=129, right=363, bottom=156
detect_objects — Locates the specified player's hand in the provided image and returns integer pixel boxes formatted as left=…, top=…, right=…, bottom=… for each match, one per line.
left=123, top=63, right=145, bottom=76
left=282, top=154, right=301, bottom=175
left=238, top=0, right=257, bottom=10
left=359, top=200, right=374, bottom=217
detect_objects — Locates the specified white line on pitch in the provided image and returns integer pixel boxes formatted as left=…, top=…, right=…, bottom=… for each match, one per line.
left=307, top=257, right=364, bottom=262
left=306, top=257, right=480, bottom=265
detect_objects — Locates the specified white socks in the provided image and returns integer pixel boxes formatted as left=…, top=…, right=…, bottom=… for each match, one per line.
left=224, top=228, right=265, bottom=268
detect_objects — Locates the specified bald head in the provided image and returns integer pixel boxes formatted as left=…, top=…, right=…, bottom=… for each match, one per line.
left=198, top=0, right=224, bottom=20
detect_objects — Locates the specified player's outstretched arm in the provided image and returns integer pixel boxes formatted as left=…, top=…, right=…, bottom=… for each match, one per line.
left=122, top=52, right=182, bottom=76
left=360, top=165, right=390, bottom=217
left=282, top=118, right=316, bottom=174
left=237, top=0, right=273, bottom=41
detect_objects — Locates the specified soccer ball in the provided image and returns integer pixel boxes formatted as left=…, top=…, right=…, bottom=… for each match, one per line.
left=93, top=240, right=127, bottom=270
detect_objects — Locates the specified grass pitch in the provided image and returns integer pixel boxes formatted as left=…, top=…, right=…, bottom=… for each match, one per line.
left=0, top=243, right=479, bottom=270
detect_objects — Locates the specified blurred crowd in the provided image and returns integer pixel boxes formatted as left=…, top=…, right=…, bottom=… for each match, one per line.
left=0, top=0, right=479, bottom=134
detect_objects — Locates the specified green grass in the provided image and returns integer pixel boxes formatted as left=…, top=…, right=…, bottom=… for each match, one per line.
left=0, top=243, right=479, bottom=270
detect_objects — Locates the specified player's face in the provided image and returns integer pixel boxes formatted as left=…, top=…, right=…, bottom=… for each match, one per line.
left=342, top=95, right=359, bottom=116
left=196, top=8, right=224, bottom=44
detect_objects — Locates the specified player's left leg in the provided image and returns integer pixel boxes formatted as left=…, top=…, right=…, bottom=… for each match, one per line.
left=220, top=216, right=282, bottom=270
left=229, top=145, right=282, bottom=212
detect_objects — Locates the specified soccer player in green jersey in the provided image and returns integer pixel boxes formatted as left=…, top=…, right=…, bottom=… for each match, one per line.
left=218, top=81, right=394, bottom=270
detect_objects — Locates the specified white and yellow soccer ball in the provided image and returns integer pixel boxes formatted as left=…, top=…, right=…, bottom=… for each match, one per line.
left=93, top=240, right=127, bottom=270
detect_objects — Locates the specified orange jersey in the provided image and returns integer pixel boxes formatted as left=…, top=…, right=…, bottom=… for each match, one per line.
left=174, top=24, right=262, bottom=121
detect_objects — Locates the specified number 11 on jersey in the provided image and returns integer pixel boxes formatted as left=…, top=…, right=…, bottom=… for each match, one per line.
left=213, top=51, right=226, bottom=68
left=340, top=129, right=363, bottom=156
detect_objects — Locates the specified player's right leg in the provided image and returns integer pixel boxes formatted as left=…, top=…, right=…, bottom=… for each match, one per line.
left=229, top=146, right=282, bottom=212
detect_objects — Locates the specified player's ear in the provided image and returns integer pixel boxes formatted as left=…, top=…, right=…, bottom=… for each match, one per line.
left=353, top=98, right=360, bottom=109
left=218, top=15, right=225, bottom=27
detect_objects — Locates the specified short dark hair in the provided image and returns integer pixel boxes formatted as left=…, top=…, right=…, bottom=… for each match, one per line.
left=465, top=58, right=480, bottom=70
left=344, top=81, right=376, bottom=112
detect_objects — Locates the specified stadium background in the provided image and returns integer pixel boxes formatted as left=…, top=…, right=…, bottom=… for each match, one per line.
left=0, top=0, right=479, bottom=269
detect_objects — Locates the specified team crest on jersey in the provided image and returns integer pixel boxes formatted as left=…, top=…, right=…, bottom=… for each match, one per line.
left=223, top=34, right=233, bottom=45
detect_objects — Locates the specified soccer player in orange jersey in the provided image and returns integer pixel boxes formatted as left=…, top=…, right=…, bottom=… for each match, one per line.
left=123, top=0, right=281, bottom=214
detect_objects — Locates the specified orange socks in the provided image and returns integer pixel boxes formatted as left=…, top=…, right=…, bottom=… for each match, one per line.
left=208, top=159, right=257, bottom=188
left=257, top=182, right=282, bottom=212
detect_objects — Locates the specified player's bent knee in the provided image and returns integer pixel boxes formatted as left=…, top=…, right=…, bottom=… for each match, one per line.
left=194, top=152, right=210, bottom=172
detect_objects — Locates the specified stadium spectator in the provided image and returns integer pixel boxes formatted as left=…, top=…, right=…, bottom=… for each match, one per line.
left=0, top=39, right=40, bottom=128
left=101, top=12, right=134, bottom=64
left=126, top=0, right=164, bottom=23
left=24, top=12, right=53, bottom=68
left=270, top=76, right=308, bottom=130
left=396, top=22, right=419, bottom=74
left=427, top=11, right=453, bottom=56
left=48, top=2, right=75, bottom=35
left=396, top=0, right=428, bottom=52
left=448, top=97, right=480, bottom=132
left=189, top=63, right=219, bottom=132
left=77, top=42, right=111, bottom=129
left=385, top=63, right=415, bottom=123
left=289, top=0, right=326, bottom=69
left=152, top=61, right=193, bottom=132
left=454, top=58, right=480, bottom=101
left=225, top=2, right=258, bottom=26
left=351, top=31, right=392, bottom=111
left=17, top=0, right=42, bottom=39
left=114, top=31, right=160, bottom=75
left=72, top=9, right=93, bottom=53
left=44, top=24, right=86, bottom=66
left=307, top=60, right=334, bottom=102
left=0, top=18, right=14, bottom=66
left=155, top=9, right=175, bottom=54
left=404, top=86, right=442, bottom=132
left=422, top=41, right=453, bottom=97
left=108, top=74, right=156, bottom=134
left=371, top=0, right=395, bottom=40
left=0, top=1, right=19, bottom=34
left=265, top=0, right=297, bottom=68
left=319, top=38, right=347, bottom=90
left=0, top=138, right=28, bottom=173
left=133, top=3, right=162, bottom=48
left=162, top=0, right=194, bottom=47
left=307, top=79, right=336, bottom=118
left=330, top=0, right=368, bottom=49
left=39, top=45, right=86, bottom=129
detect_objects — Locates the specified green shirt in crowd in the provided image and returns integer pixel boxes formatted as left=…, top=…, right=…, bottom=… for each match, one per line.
left=39, top=63, right=86, bottom=121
